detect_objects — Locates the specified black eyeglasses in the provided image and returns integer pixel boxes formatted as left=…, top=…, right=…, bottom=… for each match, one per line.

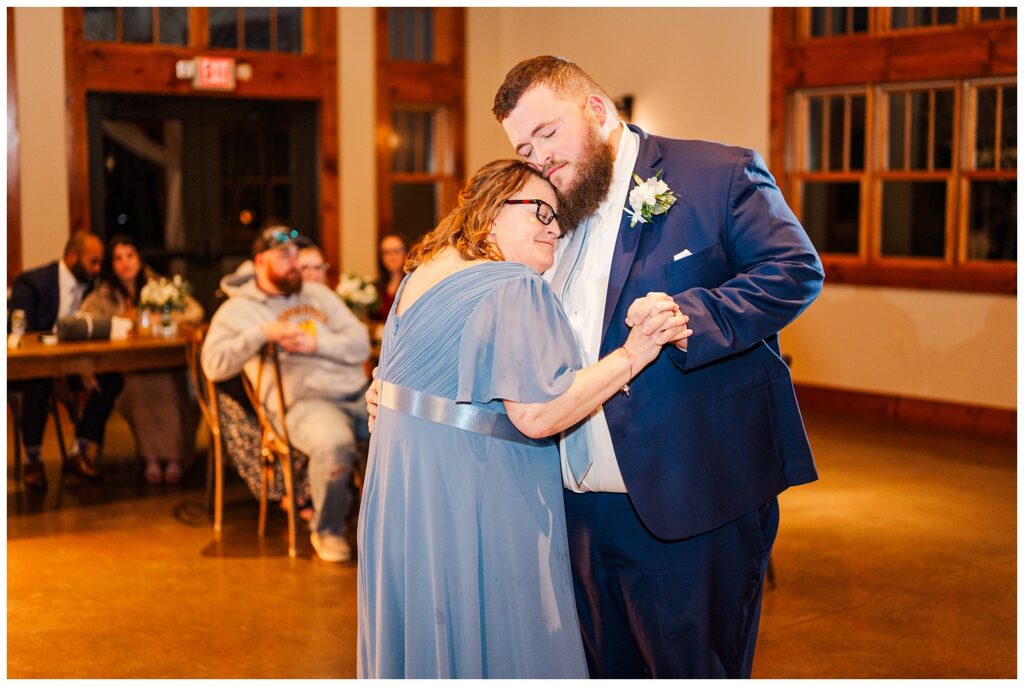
left=504, top=199, right=564, bottom=237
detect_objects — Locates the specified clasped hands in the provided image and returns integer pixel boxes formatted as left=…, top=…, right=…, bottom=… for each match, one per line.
left=262, top=320, right=317, bottom=355
left=624, top=292, right=692, bottom=353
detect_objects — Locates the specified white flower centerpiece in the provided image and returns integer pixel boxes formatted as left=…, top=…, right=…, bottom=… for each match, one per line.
left=139, top=274, right=193, bottom=337
left=336, top=273, right=380, bottom=321
left=624, top=171, right=677, bottom=228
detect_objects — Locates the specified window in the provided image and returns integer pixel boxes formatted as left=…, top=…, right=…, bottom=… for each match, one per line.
left=86, top=7, right=187, bottom=46
left=207, top=7, right=302, bottom=53
left=890, top=7, right=959, bottom=30
left=808, top=7, right=869, bottom=38
left=793, top=90, right=867, bottom=254
left=376, top=9, right=465, bottom=248
left=963, top=81, right=1017, bottom=262
left=388, top=8, right=434, bottom=62
left=389, top=107, right=447, bottom=239
left=84, top=7, right=302, bottom=52
left=978, top=7, right=1017, bottom=22
left=774, top=8, right=1016, bottom=292
left=879, top=86, right=955, bottom=258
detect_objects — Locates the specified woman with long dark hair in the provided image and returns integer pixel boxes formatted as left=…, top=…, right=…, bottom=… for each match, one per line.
left=373, top=233, right=408, bottom=321
left=78, top=235, right=203, bottom=484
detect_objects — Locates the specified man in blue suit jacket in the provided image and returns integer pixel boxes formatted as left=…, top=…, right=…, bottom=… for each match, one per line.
left=494, top=56, right=824, bottom=677
left=9, top=231, right=123, bottom=489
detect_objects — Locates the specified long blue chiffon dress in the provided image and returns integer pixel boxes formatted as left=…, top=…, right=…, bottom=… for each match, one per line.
left=356, top=261, right=589, bottom=678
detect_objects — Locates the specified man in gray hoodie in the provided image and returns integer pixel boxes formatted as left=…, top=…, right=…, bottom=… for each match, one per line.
left=202, top=226, right=370, bottom=562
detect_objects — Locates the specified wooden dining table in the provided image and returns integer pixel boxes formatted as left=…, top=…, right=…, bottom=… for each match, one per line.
left=7, top=333, right=190, bottom=381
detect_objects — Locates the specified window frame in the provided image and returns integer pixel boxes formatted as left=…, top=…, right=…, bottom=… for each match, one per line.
left=790, top=86, right=872, bottom=259
left=60, top=8, right=340, bottom=279
left=375, top=8, right=465, bottom=246
left=772, top=8, right=1016, bottom=293
left=959, top=76, right=1017, bottom=265
left=81, top=7, right=315, bottom=55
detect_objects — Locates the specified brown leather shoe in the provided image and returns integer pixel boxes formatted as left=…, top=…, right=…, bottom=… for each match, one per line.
left=64, top=444, right=101, bottom=480
left=22, top=460, right=48, bottom=491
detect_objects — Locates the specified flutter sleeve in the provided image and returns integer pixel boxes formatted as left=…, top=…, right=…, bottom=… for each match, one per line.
left=456, top=271, right=581, bottom=405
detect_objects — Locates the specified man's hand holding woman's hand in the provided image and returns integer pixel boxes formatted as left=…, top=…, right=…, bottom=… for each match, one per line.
left=624, top=292, right=692, bottom=359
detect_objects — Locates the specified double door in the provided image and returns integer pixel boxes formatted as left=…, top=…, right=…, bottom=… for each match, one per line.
left=87, top=94, right=318, bottom=312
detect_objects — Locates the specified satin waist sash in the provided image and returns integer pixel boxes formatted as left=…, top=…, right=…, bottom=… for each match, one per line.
left=379, top=381, right=542, bottom=446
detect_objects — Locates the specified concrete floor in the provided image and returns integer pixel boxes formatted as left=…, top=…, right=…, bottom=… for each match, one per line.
left=6, top=406, right=1016, bottom=678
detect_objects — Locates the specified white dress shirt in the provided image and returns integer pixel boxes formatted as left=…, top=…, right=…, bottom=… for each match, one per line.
left=57, top=259, right=88, bottom=324
left=547, top=124, right=640, bottom=494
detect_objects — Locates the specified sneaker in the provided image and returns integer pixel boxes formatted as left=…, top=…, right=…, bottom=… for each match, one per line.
left=163, top=461, right=182, bottom=485
left=310, top=531, right=352, bottom=563
left=144, top=459, right=163, bottom=485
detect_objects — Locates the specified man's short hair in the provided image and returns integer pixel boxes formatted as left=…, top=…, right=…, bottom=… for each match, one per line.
left=252, top=225, right=303, bottom=257
left=492, top=55, right=612, bottom=122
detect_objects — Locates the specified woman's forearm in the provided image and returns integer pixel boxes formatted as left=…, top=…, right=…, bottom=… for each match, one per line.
left=504, top=347, right=637, bottom=439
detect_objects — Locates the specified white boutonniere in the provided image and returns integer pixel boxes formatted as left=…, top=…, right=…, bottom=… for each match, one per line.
left=624, top=170, right=677, bottom=228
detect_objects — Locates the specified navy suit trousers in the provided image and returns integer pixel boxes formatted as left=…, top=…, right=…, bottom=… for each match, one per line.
left=564, top=491, right=779, bottom=678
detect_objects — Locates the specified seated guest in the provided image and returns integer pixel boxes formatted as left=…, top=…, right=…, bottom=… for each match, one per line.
left=295, top=237, right=330, bottom=285
left=8, top=231, right=123, bottom=489
left=373, top=234, right=408, bottom=321
left=77, top=235, right=204, bottom=485
left=202, top=226, right=370, bottom=562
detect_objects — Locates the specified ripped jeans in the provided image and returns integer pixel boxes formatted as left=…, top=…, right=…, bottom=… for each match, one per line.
left=270, top=396, right=367, bottom=536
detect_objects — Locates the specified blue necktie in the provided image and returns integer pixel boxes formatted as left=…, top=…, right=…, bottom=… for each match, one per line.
left=550, top=221, right=593, bottom=486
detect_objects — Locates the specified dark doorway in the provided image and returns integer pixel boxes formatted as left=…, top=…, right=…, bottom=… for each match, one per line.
left=87, top=94, right=318, bottom=313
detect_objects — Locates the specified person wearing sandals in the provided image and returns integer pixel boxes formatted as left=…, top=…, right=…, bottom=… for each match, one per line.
left=78, top=235, right=203, bottom=485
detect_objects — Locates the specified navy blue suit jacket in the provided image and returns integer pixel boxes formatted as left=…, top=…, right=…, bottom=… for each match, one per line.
left=9, top=261, right=61, bottom=333
left=598, top=126, right=824, bottom=541
left=8, top=261, right=94, bottom=333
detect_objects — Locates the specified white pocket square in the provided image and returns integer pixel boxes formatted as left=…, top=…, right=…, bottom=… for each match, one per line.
left=673, top=249, right=693, bottom=261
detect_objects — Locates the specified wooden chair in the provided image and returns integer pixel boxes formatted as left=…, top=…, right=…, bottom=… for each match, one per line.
left=186, top=324, right=224, bottom=533
left=242, top=343, right=301, bottom=558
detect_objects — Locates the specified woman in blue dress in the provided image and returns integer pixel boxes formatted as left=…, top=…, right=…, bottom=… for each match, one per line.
left=357, top=160, right=690, bottom=678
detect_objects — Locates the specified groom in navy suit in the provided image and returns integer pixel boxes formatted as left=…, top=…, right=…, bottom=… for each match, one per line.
left=494, top=56, right=824, bottom=677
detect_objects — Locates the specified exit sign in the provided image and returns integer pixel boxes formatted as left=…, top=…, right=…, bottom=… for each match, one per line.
left=193, top=56, right=236, bottom=91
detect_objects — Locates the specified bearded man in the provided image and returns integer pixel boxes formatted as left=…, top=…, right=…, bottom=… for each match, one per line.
left=202, top=226, right=370, bottom=563
left=492, top=56, right=825, bottom=677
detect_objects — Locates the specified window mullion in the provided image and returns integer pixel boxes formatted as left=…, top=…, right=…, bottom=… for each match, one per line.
left=270, top=8, right=278, bottom=52
left=994, top=86, right=1003, bottom=170
left=903, top=94, right=912, bottom=172
left=237, top=7, right=245, bottom=51
left=843, top=94, right=851, bottom=171
left=863, top=87, right=875, bottom=261
left=927, top=89, right=936, bottom=171
left=822, top=97, right=831, bottom=170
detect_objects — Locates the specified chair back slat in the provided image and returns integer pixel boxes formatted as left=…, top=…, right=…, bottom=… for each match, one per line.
left=186, top=324, right=217, bottom=431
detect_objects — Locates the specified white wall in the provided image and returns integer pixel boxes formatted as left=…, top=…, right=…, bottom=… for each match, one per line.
left=464, top=7, right=1016, bottom=411
left=337, top=8, right=377, bottom=277
left=11, top=8, right=1017, bottom=410
left=13, top=8, right=70, bottom=271
left=466, top=7, right=771, bottom=173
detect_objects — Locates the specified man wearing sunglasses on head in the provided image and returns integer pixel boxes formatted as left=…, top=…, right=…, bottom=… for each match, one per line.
left=202, top=225, right=370, bottom=563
